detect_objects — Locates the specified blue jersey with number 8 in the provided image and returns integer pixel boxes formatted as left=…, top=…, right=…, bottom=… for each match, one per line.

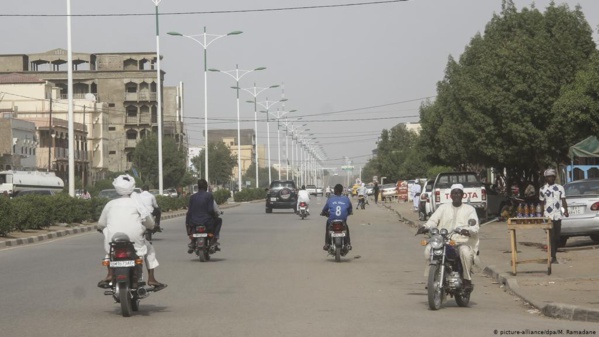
left=322, top=195, right=353, bottom=222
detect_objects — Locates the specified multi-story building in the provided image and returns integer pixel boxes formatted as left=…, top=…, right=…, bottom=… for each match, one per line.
left=206, top=129, right=268, bottom=180
left=0, top=73, right=107, bottom=184
left=0, top=114, right=37, bottom=171
left=0, top=48, right=185, bottom=174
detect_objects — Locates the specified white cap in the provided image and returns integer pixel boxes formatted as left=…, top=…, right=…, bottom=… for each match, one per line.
left=450, top=183, right=464, bottom=191
left=544, top=168, right=556, bottom=177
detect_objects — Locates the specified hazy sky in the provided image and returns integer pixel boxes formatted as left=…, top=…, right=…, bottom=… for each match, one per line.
left=3, top=0, right=599, bottom=173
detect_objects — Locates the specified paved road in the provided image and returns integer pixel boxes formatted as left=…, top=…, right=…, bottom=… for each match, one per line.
left=0, top=198, right=597, bottom=336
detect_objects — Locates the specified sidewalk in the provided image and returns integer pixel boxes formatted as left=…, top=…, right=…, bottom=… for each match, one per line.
left=381, top=199, right=599, bottom=323
left=0, top=203, right=239, bottom=249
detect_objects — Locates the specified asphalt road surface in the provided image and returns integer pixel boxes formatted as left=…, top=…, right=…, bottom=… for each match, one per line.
left=1, top=198, right=597, bottom=337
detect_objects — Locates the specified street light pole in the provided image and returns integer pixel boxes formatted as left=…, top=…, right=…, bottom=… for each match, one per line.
left=152, top=0, right=164, bottom=194
left=257, top=98, right=287, bottom=184
left=168, top=28, right=242, bottom=185
left=209, top=65, right=266, bottom=191
left=241, top=84, right=279, bottom=188
left=269, top=108, right=295, bottom=181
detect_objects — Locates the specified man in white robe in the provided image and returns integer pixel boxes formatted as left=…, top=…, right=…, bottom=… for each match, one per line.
left=97, top=174, right=166, bottom=291
left=418, top=184, right=480, bottom=290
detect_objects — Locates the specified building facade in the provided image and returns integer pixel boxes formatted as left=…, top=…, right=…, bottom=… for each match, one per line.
left=0, top=73, right=108, bottom=184
left=0, top=49, right=185, bottom=175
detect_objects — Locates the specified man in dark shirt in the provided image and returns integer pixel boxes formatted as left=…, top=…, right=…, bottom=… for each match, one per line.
left=186, top=179, right=223, bottom=253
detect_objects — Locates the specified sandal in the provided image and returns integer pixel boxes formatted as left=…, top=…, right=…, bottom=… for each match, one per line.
left=149, top=283, right=167, bottom=292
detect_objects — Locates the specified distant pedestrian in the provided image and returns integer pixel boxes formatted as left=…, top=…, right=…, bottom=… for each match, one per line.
left=81, top=189, right=91, bottom=200
left=411, top=181, right=421, bottom=211
left=538, top=168, right=569, bottom=264
left=373, top=182, right=380, bottom=204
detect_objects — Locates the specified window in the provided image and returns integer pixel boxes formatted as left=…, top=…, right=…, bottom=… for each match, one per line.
left=109, top=127, right=116, bottom=131
left=109, top=151, right=116, bottom=155
left=108, top=103, right=115, bottom=108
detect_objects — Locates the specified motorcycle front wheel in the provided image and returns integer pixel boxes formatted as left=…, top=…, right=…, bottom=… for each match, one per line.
left=427, top=264, right=444, bottom=310
left=334, top=246, right=341, bottom=262
left=455, top=288, right=471, bottom=307
left=118, top=282, right=132, bottom=317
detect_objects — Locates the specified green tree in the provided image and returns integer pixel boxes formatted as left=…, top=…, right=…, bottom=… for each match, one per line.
left=191, top=142, right=236, bottom=186
left=419, top=0, right=596, bottom=187
left=131, top=134, right=188, bottom=188
left=242, top=163, right=279, bottom=189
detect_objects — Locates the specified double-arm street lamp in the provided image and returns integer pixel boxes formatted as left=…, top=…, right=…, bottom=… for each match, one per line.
left=284, top=119, right=306, bottom=181
left=241, top=84, right=279, bottom=187
left=270, top=108, right=296, bottom=181
left=167, top=28, right=242, bottom=185
left=257, top=98, right=287, bottom=184
left=209, top=65, right=266, bottom=191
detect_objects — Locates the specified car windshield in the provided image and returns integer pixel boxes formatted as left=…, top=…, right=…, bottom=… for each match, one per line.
left=565, top=180, right=599, bottom=197
left=271, top=182, right=295, bottom=189
left=436, top=173, right=480, bottom=188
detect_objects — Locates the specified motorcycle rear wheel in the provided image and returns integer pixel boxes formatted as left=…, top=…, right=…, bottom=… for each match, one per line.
left=427, top=265, right=444, bottom=310
left=455, top=289, right=471, bottom=307
left=199, top=249, right=208, bottom=262
left=118, top=282, right=132, bottom=317
left=335, top=247, right=341, bottom=262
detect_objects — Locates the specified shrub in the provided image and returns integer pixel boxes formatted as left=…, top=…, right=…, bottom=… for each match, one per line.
left=233, top=188, right=265, bottom=202
left=156, top=195, right=189, bottom=212
left=0, top=197, right=13, bottom=235
left=213, top=189, right=230, bottom=205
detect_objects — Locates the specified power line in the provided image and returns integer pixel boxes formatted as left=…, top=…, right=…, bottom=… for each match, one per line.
left=1, top=1, right=409, bottom=17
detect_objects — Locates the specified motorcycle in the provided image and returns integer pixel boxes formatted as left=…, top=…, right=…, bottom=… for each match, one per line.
left=356, top=195, right=366, bottom=210
left=101, top=233, right=155, bottom=317
left=418, top=223, right=475, bottom=310
left=190, top=212, right=223, bottom=262
left=321, top=211, right=351, bottom=262
left=298, top=201, right=308, bottom=220
left=143, top=211, right=162, bottom=242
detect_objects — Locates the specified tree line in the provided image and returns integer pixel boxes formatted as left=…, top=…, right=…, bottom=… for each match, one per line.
left=364, top=0, right=599, bottom=193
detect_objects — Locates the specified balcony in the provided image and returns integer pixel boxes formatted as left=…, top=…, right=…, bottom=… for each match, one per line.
left=124, top=92, right=157, bottom=102
left=125, top=139, right=137, bottom=148
left=125, top=116, right=138, bottom=125
left=140, top=115, right=151, bottom=125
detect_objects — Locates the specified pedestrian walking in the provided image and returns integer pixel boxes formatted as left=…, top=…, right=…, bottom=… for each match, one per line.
left=538, top=168, right=569, bottom=264
left=373, top=182, right=380, bottom=204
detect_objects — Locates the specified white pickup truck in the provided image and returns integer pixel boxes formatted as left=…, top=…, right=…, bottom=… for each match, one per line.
left=427, top=172, right=487, bottom=220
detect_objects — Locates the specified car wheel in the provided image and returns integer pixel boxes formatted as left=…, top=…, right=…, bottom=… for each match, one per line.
left=266, top=207, right=272, bottom=214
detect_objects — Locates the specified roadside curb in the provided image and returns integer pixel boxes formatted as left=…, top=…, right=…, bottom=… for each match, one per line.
left=0, top=204, right=240, bottom=250
left=383, top=202, right=599, bottom=322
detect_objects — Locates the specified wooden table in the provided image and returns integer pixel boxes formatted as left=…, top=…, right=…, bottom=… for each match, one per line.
left=507, top=218, right=553, bottom=275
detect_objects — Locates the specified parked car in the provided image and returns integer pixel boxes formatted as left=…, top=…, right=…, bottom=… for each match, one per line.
left=380, top=183, right=397, bottom=200
left=163, top=188, right=178, bottom=197
left=12, top=190, right=57, bottom=198
left=484, top=183, right=508, bottom=217
left=365, top=184, right=374, bottom=196
left=306, top=184, right=317, bottom=196
left=265, top=180, right=298, bottom=213
left=98, top=188, right=142, bottom=200
left=560, top=178, right=599, bottom=247
left=316, top=187, right=323, bottom=196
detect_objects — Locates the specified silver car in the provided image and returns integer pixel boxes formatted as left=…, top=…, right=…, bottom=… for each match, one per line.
left=561, top=178, right=599, bottom=246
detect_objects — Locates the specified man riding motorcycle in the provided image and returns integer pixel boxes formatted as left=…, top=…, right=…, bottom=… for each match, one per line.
left=321, top=184, right=353, bottom=251
left=297, top=185, right=311, bottom=215
left=186, top=179, right=223, bottom=253
left=97, top=174, right=166, bottom=291
left=139, top=185, right=162, bottom=232
left=416, top=183, right=479, bottom=291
